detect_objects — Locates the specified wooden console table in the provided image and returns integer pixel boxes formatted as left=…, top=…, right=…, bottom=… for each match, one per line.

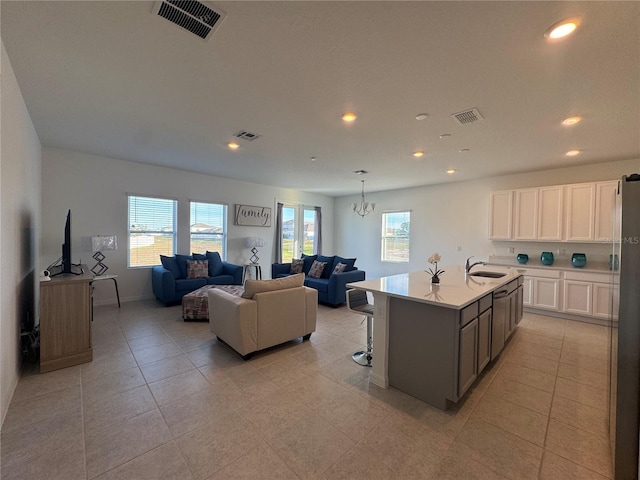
left=40, top=265, right=93, bottom=372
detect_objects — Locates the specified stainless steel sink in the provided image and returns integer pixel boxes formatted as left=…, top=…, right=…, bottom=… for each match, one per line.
left=469, top=271, right=507, bottom=278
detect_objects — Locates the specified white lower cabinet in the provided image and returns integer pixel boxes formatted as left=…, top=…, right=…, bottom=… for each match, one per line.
left=592, top=283, right=613, bottom=319
left=532, top=277, right=561, bottom=311
left=563, top=280, right=592, bottom=316
left=521, top=269, right=618, bottom=320
left=522, top=276, right=533, bottom=306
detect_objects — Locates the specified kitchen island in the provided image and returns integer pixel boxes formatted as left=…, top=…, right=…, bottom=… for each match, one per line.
left=348, top=265, right=523, bottom=410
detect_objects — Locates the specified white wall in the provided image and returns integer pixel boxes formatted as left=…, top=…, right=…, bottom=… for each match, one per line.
left=1, top=42, right=42, bottom=425
left=41, top=148, right=335, bottom=305
left=335, top=158, right=640, bottom=279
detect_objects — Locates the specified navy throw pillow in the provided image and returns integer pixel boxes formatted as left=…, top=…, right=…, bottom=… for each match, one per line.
left=315, top=255, right=335, bottom=279
left=175, top=254, right=193, bottom=279
left=301, top=254, right=317, bottom=274
left=332, top=256, right=356, bottom=272
left=206, top=251, right=224, bottom=277
left=192, top=253, right=207, bottom=261
left=160, top=255, right=182, bottom=279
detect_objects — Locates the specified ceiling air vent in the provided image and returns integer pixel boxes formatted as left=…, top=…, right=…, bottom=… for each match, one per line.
left=451, top=108, right=484, bottom=125
left=234, top=130, right=261, bottom=142
left=154, top=0, right=226, bottom=40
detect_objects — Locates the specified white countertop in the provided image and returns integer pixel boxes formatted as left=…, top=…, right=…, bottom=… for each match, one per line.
left=348, top=265, right=522, bottom=310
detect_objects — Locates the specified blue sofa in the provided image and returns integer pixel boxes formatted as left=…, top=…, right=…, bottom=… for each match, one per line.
left=152, top=251, right=243, bottom=306
left=271, top=254, right=365, bottom=307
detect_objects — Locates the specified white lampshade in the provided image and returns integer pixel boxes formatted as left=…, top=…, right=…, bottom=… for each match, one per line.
left=91, top=235, right=118, bottom=252
left=245, top=237, right=265, bottom=248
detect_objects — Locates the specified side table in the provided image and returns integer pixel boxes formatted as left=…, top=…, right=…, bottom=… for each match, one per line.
left=93, top=274, right=121, bottom=307
left=243, top=264, right=262, bottom=283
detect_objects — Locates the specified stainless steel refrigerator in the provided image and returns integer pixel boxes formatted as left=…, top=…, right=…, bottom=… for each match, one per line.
left=610, top=173, right=640, bottom=479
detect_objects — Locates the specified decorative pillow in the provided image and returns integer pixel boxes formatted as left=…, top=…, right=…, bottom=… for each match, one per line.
left=300, top=254, right=317, bottom=274
left=160, top=255, right=182, bottom=278
left=175, top=254, right=193, bottom=279
left=308, top=260, right=327, bottom=279
left=187, top=260, right=209, bottom=279
left=205, top=251, right=224, bottom=277
left=192, top=253, right=206, bottom=260
left=290, top=258, right=304, bottom=274
left=241, top=273, right=305, bottom=299
left=332, top=262, right=347, bottom=274
left=315, top=255, right=335, bottom=279
left=332, top=256, right=356, bottom=272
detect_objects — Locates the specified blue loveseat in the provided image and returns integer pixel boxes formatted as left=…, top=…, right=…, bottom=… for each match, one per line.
left=271, top=254, right=365, bottom=307
left=152, top=251, right=243, bottom=306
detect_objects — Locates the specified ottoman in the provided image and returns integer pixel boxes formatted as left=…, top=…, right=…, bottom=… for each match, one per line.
left=182, top=284, right=244, bottom=320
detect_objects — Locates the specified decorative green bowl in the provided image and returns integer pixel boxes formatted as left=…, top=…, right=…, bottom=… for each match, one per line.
left=516, top=253, right=528, bottom=264
left=571, top=253, right=587, bottom=268
left=540, top=251, right=554, bottom=265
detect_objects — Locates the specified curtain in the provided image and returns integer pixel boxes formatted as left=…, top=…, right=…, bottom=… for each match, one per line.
left=275, top=202, right=283, bottom=263
left=315, top=206, right=322, bottom=254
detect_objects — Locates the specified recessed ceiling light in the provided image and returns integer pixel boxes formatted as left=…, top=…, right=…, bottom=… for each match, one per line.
left=413, top=151, right=425, bottom=158
left=459, top=148, right=470, bottom=153
left=562, top=116, right=582, bottom=126
left=353, top=169, right=369, bottom=175
left=342, top=112, right=357, bottom=122
left=310, top=156, right=317, bottom=162
left=415, top=113, right=428, bottom=121
left=545, top=17, right=581, bottom=40
left=227, top=141, right=239, bottom=150
left=439, top=134, right=452, bottom=139
left=566, top=149, right=581, bottom=156
left=446, top=169, right=457, bottom=174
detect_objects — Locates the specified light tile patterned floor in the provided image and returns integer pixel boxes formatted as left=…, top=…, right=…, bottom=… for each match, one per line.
left=1, top=300, right=613, bottom=479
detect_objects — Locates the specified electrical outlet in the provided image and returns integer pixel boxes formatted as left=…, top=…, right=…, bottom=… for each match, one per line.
left=456, top=245, right=462, bottom=251
left=508, top=247, right=515, bottom=254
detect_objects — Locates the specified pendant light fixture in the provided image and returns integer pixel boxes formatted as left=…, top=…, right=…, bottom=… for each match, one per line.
left=352, top=180, right=375, bottom=217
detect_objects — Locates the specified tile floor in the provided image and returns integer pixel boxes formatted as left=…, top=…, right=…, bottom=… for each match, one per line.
left=1, top=300, right=613, bottom=479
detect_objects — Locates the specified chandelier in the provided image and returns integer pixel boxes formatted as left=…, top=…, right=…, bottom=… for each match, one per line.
left=352, top=180, right=376, bottom=217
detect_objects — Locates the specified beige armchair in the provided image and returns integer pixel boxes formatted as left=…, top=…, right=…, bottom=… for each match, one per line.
left=207, top=273, right=317, bottom=359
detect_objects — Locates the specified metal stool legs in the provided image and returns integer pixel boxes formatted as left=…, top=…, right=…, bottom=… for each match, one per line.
left=352, top=314, right=373, bottom=367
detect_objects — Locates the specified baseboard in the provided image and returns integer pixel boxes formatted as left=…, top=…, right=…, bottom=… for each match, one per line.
left=92, top=293, right=155, bottom=307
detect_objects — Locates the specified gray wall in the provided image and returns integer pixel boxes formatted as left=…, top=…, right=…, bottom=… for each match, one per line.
left=1, top=42, right=42, bottom=424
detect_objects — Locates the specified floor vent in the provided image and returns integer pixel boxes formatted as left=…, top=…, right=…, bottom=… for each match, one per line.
left=451, top=108, right=484, bottom=125
left=234, top=130, right=262, bottom=142
left=154, top=0, right=226, bottom=40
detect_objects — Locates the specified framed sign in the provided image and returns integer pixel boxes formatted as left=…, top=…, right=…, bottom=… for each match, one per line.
left=234, top=204, right=271, bottom=227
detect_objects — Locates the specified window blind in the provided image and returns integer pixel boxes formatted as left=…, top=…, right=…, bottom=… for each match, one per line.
left=128, top=196, right=177, bottom=267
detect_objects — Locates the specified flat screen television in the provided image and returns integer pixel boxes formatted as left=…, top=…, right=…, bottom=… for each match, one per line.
left=51, top=209, right=81, bottom=276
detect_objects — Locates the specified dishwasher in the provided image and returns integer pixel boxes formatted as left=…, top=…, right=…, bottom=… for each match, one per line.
left=491, top=279, right=519, bottom=360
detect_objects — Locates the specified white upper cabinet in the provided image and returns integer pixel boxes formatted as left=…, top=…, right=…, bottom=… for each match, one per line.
left=489, top=190, right=513, bottom=240
left=565, top=183, right=596, bottom=241
left=514, top=189, right=538, bottom=240
left=594, top=181, right=620, bottom=242
left=537, top=186, right=564, bottom=241
left=490, top=180, right=617, bottom=242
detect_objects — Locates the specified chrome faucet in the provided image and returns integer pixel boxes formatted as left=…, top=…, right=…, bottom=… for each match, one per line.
left=465, top=256, right=486, bottom=274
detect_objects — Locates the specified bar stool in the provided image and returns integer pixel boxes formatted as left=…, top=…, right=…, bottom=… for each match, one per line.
left=347, top=289, right=373, bottom=367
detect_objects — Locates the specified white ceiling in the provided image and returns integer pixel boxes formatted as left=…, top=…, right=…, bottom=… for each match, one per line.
left=2, top=1, right=638, bottom=196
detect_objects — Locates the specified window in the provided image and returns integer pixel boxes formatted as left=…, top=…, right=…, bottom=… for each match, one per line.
left=128, top=195, right=177, bottom=267
left=279, top=204, right=319, bottom=263
left=382, top=211, right=410, bottom=262
left=190, top=201, right=227, bottom=258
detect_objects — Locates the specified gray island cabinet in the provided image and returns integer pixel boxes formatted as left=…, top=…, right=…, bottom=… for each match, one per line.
left=348, top=265, right=523, bottom=410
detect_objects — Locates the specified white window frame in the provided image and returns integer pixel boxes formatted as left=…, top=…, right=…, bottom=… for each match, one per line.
left=127, top=195, right=177, bottom=268
left=381, top=210, right=411, bottom=263
left=189, top=201, right=228, bottom=259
